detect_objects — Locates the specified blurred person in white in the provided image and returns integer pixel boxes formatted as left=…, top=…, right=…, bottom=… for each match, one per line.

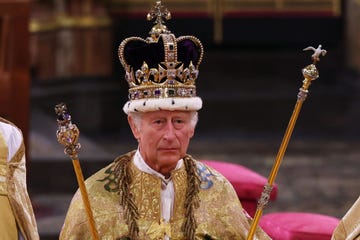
left=0, top=117, right=39, bottom=240
left=332, top=195, right=360, bottom=240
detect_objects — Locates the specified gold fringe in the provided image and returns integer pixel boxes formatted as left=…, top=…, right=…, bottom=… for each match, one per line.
left=114, top=153, right=139, bottom=240
left=182, top=155, right=201, bottom=240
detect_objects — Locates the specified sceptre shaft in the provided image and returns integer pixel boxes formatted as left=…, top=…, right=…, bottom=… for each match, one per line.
left=55, top=103, right=100, bottom=240
left=246, top=45, right=327, bottom=240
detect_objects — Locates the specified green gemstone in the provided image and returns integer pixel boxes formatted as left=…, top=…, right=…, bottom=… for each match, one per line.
left=168, top=89, right=175, bottom=96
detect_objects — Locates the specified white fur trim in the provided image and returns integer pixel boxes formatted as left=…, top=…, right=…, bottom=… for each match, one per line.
left=123, top=97, right=202, bottom=114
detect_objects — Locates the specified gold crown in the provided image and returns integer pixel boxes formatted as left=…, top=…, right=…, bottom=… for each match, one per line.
left=118, top=1, right=204, bottom=103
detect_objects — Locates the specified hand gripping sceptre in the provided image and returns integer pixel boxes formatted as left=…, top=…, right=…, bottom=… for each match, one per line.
left=55, top=103, right=100, bottom=240
left=246, top=45, right=327, bottom=240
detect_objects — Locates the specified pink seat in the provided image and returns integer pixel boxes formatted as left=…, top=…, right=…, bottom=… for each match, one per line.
left=201, top=160, right=278, bottom=217
left=259, top=212, right=340, bottom=240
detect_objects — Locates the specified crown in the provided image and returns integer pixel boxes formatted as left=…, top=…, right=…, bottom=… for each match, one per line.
left=118, top=1, right=204, bottom=114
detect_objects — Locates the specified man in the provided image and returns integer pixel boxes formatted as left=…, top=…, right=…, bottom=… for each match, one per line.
left=0, top=117, right=40, bottom=240
left=60, top=1, right=270, bottom=239
left=332, top=196, right=360, bottom=240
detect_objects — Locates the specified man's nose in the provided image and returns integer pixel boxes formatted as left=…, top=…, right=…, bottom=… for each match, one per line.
left=163, top=122, right=176, bottom=140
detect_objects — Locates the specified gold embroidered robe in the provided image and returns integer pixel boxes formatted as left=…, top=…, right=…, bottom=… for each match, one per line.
left=60, top=151, right=270, bottom=240
left=0, top=118, right=39, bottom=240
left=332, top=196, right=360, bottom=240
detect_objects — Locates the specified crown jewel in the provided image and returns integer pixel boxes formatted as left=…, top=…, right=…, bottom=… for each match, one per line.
left=118, top=1, right=204, bottom=105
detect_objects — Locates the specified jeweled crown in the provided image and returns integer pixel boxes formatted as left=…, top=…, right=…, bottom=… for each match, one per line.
left=118, top=1, right=204, bottom=114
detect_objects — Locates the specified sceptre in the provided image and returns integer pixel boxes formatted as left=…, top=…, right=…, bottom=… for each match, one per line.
left=55, top=103, right=100, bottom=240
left=246, top=45, right=327, bottom=240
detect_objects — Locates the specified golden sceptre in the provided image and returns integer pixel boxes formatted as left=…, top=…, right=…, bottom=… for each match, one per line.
left=246, top=45, right=327, bottom=240
left=55, top=103, right=100, bottom=240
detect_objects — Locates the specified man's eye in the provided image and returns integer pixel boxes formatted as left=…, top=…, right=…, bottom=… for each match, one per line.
left=173, top=119, right=186, bottom=126
left=153, top=120, right=163, bottom=125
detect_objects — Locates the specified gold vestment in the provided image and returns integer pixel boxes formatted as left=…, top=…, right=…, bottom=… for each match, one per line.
left=0, top=117, right=39, bottom=240
left=332, top=196, right=360, bottom=240
left=60, top=151, right=270, bottom=240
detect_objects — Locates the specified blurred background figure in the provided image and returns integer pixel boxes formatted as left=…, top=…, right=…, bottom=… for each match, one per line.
left=332, top=195, right=360, bottom=240
left=0, top=118, right=39, bottom=240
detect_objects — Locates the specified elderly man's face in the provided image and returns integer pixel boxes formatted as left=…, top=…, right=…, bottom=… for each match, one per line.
left=128, top=110, right=195, bottom=177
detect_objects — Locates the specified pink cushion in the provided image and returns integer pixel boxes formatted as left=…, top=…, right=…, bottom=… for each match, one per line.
left=259, top=212, right=340, bottom=240
left=201, top=160, right=278, bottom=201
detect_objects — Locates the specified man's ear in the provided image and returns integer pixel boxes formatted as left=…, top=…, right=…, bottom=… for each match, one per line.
left=189, top=127, right=195, bottom=138
left=128, top=115, right=140, bottom=139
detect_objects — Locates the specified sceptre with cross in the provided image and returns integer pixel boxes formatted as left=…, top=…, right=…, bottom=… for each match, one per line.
left=247, top=45, right=327, bottom=240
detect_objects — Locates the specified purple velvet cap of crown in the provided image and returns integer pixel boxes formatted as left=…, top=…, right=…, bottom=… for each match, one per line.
left=123, top=37, right=202, bottom=71
left=119, top=33, right=204, bottom=114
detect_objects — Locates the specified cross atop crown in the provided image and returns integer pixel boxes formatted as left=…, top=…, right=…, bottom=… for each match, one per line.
left=147, top=1, right=171, bottom=25
left=147, top=1, right=172, bottom=41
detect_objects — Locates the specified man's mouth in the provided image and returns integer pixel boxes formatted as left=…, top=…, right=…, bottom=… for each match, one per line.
left=159, top=148, right=178, bottom=151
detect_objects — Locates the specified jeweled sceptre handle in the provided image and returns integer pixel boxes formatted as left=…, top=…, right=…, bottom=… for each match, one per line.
left=246, top=45, right=327, bottom=240
left=55, top=103, right=100, bottom=240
